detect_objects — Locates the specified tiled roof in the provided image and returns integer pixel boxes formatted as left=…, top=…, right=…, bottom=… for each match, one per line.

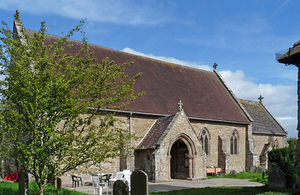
left=19, top=27, right=250, bottom=124
left=138, top=115, right=174, bottom=149
left=239, top=100, right=287, bottom=136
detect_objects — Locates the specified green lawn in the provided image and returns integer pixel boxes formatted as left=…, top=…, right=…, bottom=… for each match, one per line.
left=149, top=172, right=300, bottom=195
left=149, top=186, right=300, bottom=195
left=0, top=182, right=87, bottom=195
left=2, top=172, right=300, bottom=195
left=208, top=172, right=268, bottom=184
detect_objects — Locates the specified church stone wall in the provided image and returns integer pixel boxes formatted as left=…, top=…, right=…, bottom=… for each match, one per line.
left=60, top=113, right=274, bottom=185
left=94, top=114, right=157, bottom=173
left=190, top=121, right=247, bottom=173
left=252, top=134, right=287, bottom=167
left=134, top=149, right=155, bottom=180
left=62, top=114, right=158, bottom=185
left=61, top=114, right=128, bottom=186
left=130, top=115, right=158, bottom=147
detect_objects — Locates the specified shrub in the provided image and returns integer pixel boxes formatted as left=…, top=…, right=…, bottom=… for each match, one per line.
left=268, top=143, right=297, bottom=188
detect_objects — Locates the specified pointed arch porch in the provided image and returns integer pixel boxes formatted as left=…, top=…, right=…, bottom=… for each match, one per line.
left=168, top=133, right=197, bottom=179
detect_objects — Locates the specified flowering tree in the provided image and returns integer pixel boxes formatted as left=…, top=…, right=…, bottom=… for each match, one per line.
left=0, top=12, right=143, bottom=195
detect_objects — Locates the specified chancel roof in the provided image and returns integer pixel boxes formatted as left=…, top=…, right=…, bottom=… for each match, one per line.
left=20, top=27, right=250, bottom=124
left=239, top=99, right=287, bottom=136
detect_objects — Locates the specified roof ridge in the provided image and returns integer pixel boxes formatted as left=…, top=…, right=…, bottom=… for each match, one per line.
left=24, top=28, right=212, bottom=73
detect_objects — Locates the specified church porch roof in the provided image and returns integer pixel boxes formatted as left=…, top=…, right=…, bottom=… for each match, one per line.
left=137, top=115, right=174, bottom=149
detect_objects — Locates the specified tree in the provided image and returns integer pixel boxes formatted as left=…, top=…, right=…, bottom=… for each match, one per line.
left=287, top=137, right=296, bottom=150
left=268, top=137, right=297, bottom=188
left=0, top=12, right=144, bottom=195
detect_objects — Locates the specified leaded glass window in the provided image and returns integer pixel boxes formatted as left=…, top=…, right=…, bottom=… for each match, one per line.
left=200, top=129, right=209, bottom=155
left=230, top=130, right=238, bottom=155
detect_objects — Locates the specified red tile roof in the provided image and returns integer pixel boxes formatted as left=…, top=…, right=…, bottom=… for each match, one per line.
left=24, top=28, right=250, bottom=124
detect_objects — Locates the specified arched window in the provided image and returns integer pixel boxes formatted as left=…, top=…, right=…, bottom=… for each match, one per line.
left=200, top=129, right=209, bottom=155
left=230, top=130, right=238, bottom=155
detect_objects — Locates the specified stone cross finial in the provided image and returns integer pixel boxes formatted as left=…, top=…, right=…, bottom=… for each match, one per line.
left=213, top=63, right=218, bottom=70
left=258, top=95, right=264, bottom=102
left=178, top=100, right=183, bottom=111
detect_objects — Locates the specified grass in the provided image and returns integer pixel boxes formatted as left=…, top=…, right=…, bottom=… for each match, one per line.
left=149, top=186, right=300, bottom=195
left=0, top=181, right=88, bottom=195
left=207, top=171, right=268, bottom=184
left=2, top=172, right=300, bottom=195
left=149, top=172, right=300, bottom=194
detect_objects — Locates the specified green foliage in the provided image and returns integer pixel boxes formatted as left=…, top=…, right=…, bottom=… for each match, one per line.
left=3, top=182, right=300, bottom=195
left=287, top=137, right=296, bottom=150
left=268, top=139, right=297, bottom=188
left=0, top=182, right=88, bottom=195
left=0, top=13, right=144, bottom=194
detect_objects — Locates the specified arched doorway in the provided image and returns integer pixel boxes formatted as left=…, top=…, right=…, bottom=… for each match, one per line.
left=170, top=139, right=189, bottom=179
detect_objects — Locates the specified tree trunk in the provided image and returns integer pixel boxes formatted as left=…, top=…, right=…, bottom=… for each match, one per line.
left=39, top=186, right=45, bottom=195
left=18, top=170, right=29, bottom=195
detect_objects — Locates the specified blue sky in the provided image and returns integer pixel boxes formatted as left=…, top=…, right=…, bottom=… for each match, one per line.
left=0, top=0, right=299, bottom=137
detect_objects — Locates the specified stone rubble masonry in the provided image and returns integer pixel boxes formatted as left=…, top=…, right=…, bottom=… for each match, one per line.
left=252, top=134, right=286, bottom=168
left=190, top=120, right=247, bottom=173
left=153, top=109, right=206, bottom=182
left=60, top=110, right=284, bottom=185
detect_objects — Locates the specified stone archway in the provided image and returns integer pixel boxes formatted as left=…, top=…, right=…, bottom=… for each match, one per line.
left=169, top=134, right=196, bottom=179
left=170, top=139, right=189, bottom=179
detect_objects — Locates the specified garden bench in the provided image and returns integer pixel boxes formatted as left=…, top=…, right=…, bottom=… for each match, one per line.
left=206, top=167, right=222, bottom=175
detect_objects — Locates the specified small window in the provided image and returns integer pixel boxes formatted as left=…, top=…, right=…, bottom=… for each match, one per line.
left=200, top=129, right=209, bottom=155
left=230, top=130, right=238, bottom=155
left=272, top=139, right=279, bottom=149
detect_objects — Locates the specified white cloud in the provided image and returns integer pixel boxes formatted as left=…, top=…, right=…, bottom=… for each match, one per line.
left=219, top=70, right=296, bottom=106
left=276, top=117, right=297, bottom=137
left=0, top=0, right=172, bottom=26
left=122, top=47, right=212, bottom=71
left=219, top=70, right=297, bottom=137
left=219, top=70, right=296, bottom=103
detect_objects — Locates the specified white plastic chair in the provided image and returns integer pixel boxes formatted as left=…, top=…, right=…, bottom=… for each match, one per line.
left=122, top=170, right=131, bottom=191
left=109, top=171, right=124, bottom=183
left=91, top=174, right=108, bottom=195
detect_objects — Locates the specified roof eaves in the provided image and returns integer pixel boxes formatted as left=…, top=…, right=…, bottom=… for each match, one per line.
left=88, top=107, right=251, bottom=125
left=188, top=116, right=250, bottom=125
left=252, top=132, right=287, bottom=136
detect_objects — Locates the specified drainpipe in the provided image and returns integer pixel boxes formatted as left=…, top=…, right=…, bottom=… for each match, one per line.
left=129, top=112, right=132, bottom=147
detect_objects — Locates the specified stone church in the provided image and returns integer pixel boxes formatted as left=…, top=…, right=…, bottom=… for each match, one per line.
left=13, top=18, right=287, bottom=183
